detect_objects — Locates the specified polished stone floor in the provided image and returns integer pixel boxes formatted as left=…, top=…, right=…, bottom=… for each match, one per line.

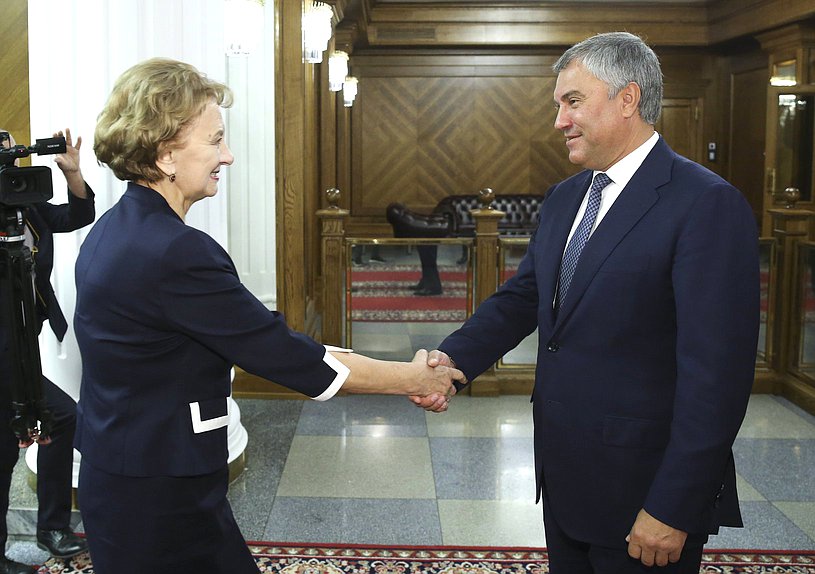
left=4, top=391, right=814, bottom=567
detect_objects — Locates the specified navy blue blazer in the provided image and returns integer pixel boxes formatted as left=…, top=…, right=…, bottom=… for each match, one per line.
left=74, top=183, right=340, bottom=477
left=439, top=137, right=760, bottom=546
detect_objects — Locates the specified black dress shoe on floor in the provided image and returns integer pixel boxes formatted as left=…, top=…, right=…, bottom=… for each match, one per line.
left=0, top=556, right=35, bottom=574
left=36, top=527, right=88, bottom=558
left=414, top=287, right=442, bottom=296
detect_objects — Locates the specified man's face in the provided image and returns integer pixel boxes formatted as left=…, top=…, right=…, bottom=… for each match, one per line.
left=553, top=61, right=630, bottom=172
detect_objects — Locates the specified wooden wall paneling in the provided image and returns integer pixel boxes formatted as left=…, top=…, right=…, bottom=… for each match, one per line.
left=320, top=49, right=340, bottom=208
left=708, top=0, right=815, bottom=45
left=656, top=98, right=701, bottom=163
left=304, top=60, right=320, bottom=316
left=350, top=52, right=580, bottom=226
left=317, top=45, right=340, bottom=320
left=338, top=102, right=352, bottom=206
left=0, top=0, right=30, bottom=157
left=275, top=0, right=307, bottom=330
left=365, top=4, right=710, bottom=47
left=659, top=50, right=719, bottom=171
left=730, top=66, right=769, bottom=225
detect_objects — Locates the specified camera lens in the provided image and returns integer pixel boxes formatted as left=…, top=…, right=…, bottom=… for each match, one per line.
left=8, top=177, right=28, bottom=194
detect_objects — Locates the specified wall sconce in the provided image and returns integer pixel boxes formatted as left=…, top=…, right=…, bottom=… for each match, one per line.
left=343, top=76, right=358, bottom=107
left=302, top=1, right=333, bottom=64
left=328, top=51, right=349, bottom=91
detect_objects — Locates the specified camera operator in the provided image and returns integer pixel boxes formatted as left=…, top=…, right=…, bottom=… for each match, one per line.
left=0, top=128, right=93, bottom=573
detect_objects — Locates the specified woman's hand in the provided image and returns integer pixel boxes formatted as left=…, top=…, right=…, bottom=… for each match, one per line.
left=409, top=349, right=460, bottom=412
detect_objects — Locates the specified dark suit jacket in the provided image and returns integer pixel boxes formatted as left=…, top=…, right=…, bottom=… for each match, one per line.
left=0, top=184, right=95, bottom=404
left=439, top=137, right=760, bottom=547
left=74, top=183, right=339, bottom=478
left=26, top=184, right=96, bottom=340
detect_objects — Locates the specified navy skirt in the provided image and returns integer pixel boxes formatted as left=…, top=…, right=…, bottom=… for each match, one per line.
left=78, top=461, right=258, bottom=574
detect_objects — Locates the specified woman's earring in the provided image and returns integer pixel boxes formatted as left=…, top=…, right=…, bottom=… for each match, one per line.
left=170, top=173, right=176, bottom=183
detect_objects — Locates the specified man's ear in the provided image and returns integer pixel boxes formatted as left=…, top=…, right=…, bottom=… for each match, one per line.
left=620, top=81, right=642, bottom=119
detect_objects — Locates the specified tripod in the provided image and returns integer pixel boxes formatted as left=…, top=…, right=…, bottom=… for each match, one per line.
left=0, top=206, right=53, bottom=444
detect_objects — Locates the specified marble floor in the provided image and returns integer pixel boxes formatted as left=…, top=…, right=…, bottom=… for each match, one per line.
left=4, top=391, right=815, bottom=567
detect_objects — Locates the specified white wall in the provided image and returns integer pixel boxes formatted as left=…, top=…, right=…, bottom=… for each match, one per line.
left=27, top=0, right=277, bottom=399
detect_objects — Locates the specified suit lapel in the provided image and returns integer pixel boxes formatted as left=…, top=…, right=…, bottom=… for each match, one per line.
left=553, top=138, right=674, bottom=328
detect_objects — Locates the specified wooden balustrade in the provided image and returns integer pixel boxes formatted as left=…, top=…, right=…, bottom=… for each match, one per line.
left=315, top=202, right=815, bottom=412
left=765, top=208, right=815, bottom=413
left=316, top=189, right=349, bottom=347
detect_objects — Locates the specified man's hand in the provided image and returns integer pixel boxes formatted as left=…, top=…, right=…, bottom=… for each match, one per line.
left=626, top=508, right=688, bottom=567
left=53, top=128, right=87, bottom=197
left=409, top=349, right=461, bottom=412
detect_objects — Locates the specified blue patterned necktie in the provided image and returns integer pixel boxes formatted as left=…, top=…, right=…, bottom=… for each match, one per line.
left=557, top=172, right=612, bottom=308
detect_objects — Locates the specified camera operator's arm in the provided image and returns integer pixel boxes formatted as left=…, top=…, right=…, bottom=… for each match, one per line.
left=37, top=128, right=95, bottom=232
left=53, top=128, right=88, bottom=199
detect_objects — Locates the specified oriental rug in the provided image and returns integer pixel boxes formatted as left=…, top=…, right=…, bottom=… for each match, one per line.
left=36, top=543, right=815, bottom=573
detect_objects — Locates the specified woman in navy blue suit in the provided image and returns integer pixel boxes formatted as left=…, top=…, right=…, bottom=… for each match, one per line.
left=75, top=58, right=461, bottom=574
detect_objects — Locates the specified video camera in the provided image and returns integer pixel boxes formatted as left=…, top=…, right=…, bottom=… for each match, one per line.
left=0, top=131, right=65, bottom=206
left=0, top=130, right=67, bottom=444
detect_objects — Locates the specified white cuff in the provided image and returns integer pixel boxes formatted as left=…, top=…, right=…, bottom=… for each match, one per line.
left=312, top=345, right=353, bottom=401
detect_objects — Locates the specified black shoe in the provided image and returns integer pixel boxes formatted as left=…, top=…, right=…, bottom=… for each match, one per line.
left=36, top=527, right=88, bottom=558
left=414, top=287, right=442, bottom=296
left=0, top=557, right=35, bottom=574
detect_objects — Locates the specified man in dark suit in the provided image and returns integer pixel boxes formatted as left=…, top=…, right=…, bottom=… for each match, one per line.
left=0, top=129, right=94, bottom=573
left=414, top=32, right=759, bottom=573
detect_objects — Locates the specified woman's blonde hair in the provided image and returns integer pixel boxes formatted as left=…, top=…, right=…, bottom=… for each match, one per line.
left=94, top=58, right=233, bottom=182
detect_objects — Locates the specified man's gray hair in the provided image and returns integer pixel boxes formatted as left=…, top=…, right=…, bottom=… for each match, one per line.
left=553, top=32, right=663, bottom=125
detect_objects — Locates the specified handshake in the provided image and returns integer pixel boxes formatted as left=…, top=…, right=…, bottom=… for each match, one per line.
left=330, top=348, right=466, bottom=413
left=408, top=349, right=463, bottom=413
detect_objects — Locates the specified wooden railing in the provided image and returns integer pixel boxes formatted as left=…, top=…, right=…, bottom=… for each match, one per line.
left=317, top=193, right=536, bottom=395
left=759, top=207, right=815, bottom=414
left=316, top=196, right=815, bottom=412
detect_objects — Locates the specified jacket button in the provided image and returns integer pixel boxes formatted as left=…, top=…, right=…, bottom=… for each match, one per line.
left=547, top=342, right=559, bottom=352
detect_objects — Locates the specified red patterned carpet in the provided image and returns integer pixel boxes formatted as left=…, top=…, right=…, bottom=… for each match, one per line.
left=350, top=264, right=469, bottom=322
left=38, top=544, right=815, bottom=573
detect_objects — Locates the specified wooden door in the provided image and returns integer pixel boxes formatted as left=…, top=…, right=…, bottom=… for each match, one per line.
left=656, top=98, right=701, bottom=163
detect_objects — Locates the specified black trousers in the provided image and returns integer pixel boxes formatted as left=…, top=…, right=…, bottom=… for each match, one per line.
left=0, top=375, right=76, bottom=546
left=543, top=497, right=707, bottom=574
left=416, top=245, right=442, bottom=292
left=79, top=462, right=258, bottom=574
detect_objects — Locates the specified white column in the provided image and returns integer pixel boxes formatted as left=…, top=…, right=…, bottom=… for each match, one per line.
left=24, top=0, right=280, bottom=482
left=224, top=12, right=278, bottom=307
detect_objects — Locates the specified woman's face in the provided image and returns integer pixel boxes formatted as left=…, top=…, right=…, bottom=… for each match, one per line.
left=165, top=101, right=234, bottom=204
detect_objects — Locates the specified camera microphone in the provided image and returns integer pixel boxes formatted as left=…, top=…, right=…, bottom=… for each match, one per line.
left=31, top=136, right=67, bottom=156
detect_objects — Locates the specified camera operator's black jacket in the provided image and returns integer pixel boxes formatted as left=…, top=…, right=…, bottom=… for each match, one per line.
left=25, top=183, right=95, bottom=340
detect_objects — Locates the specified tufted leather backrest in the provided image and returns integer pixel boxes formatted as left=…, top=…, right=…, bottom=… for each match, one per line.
left=433, top=194, right=546, bottom=236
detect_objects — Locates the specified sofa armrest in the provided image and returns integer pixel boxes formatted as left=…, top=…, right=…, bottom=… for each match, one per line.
left=386, top=202, right=452, bottom=238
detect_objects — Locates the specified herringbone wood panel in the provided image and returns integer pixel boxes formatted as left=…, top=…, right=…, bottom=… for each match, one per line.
left=357, top=76, right=578, bottom=217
